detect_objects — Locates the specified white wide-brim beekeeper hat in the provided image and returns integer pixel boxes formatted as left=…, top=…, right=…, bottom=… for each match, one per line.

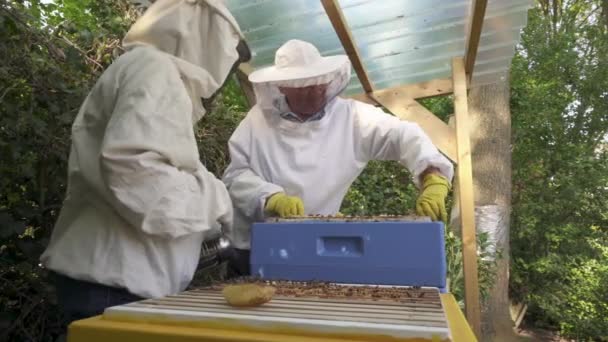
left=249, top=40, right=349, bottom=84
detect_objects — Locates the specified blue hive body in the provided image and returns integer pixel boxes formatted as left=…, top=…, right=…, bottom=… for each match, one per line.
left=250, top=220, right=447, bottom=292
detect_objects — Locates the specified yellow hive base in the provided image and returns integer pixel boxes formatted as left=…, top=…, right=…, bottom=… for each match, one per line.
left=68, top=293, right=477, bottom=342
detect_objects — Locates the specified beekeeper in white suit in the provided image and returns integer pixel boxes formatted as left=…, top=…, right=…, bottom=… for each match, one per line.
left=40, top=0, right=250, bottom=323
left=223, top=40, right=454, bottom=274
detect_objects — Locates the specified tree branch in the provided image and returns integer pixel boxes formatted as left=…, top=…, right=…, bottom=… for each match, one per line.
left=60, top=36, right=104, bottom=70
left=0, top=300, right=40, bottom=340
left=0, top=84, right=17, bottom=103
left=552, top=0, right=559, bottom=34
left=602, top=0, right=608, bottom=30
left=0, top=4, right=65, bottom=62
left=576, top=7, right=601, bottom=31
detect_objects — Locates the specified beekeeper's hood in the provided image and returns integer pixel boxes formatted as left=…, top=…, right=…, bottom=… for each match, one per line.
left=123, top=0, right=250, bottom=121
left=249, top=39, right=351, bottom=118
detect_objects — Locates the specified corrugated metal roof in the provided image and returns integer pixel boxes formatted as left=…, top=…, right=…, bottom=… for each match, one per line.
left=226, top=0, right=533, bottom=95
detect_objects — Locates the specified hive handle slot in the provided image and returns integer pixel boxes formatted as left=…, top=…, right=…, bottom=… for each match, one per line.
left=316, top=236, right=364, bottom=257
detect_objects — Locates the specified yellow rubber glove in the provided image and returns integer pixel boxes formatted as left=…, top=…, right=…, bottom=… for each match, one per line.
left=265, top=193, right=305, bottom=217
left=416, top=173, right=450, bottom=223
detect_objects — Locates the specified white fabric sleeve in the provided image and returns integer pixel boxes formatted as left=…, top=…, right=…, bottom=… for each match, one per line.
left=99, top=57, right=233, bottom=239
left=353, top=101, right=454, bottom=187
left=222, top=115, right=284, bottom=220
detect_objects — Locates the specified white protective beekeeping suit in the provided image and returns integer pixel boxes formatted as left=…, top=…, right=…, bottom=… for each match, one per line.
left=223, top=40, right=454, bottom=250
left=41, top=0, right=246, bottom=299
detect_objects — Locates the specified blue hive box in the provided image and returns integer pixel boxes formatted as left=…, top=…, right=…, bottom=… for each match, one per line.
left=250, top=220, right=447, bottom=291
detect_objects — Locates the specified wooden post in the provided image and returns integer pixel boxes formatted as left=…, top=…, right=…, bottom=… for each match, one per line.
left=236, top=70, right=256, bottom=107
left=236, top=63, right=256, bottom=107
left=452, top=56, right=482, bottom=339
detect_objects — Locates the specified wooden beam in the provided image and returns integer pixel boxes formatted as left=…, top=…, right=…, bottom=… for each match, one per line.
left=451, top=57, right=481, bottom=339
left=368, top=77, right=453, bottom=100
left=238, top=63, right=254, bottom=76
left=343, top=93, right=378, bottom=105
left=371, top=94, right=457, bottom=162
left=321, top=0, right=374, bottom=93
left=465, top=0, right=488, bottom=76
left=236, top=68, right=256, bottom=107
left=347, top=77, right=454, bottom=105
left=236, top=63, right=256, bottom=107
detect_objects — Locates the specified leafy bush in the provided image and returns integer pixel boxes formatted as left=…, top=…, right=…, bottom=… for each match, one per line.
left=445, top=230, right=499, bottom=307
left=525, top=231, right=608, bottom=339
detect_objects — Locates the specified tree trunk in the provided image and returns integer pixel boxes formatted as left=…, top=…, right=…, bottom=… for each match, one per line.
left=602, top=0, right=608, bottom=29
left=449, top=79, right=514, bottom=341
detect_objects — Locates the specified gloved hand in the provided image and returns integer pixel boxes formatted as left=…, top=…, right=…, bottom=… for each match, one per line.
left=416, top=173, right=450, bottom=223
left=265, top=193, right=305, bottom=217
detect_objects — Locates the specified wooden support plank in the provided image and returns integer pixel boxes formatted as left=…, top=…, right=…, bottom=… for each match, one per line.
left=451, top=57, right=481, bottom=339
left=321, top=0, right=374, bottom=93
left=238, top=63, right=254, bottom=75
left=236, top=66, right=256, bottom=107
left=465, top=0, right=488, bottom=76
left=352, top=78, right=454, bottom=102
left=371, top=94, right=457, bottom=163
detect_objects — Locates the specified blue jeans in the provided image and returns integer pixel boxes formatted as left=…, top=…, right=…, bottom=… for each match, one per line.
left=53, top=272, right=143, bottom=325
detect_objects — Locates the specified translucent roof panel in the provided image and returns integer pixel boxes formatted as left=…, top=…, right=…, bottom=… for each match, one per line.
left=227, top=0, right=533, bottom=96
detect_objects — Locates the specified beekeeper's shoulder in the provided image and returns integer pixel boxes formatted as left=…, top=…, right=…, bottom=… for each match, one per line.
left=114, top=46, right=177, bottom=80
left=336, top=96, right=382, bottom=118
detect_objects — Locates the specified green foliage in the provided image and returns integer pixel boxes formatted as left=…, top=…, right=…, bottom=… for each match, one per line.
left=196, top=79, right=248, bottom=177
left=341, top=161, right=418, bottom=216
left=523, top=229, right=608, bottom=339
left=510, top=1, right=608, bottom=339
left=445, top=230, right=499, bottom=307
